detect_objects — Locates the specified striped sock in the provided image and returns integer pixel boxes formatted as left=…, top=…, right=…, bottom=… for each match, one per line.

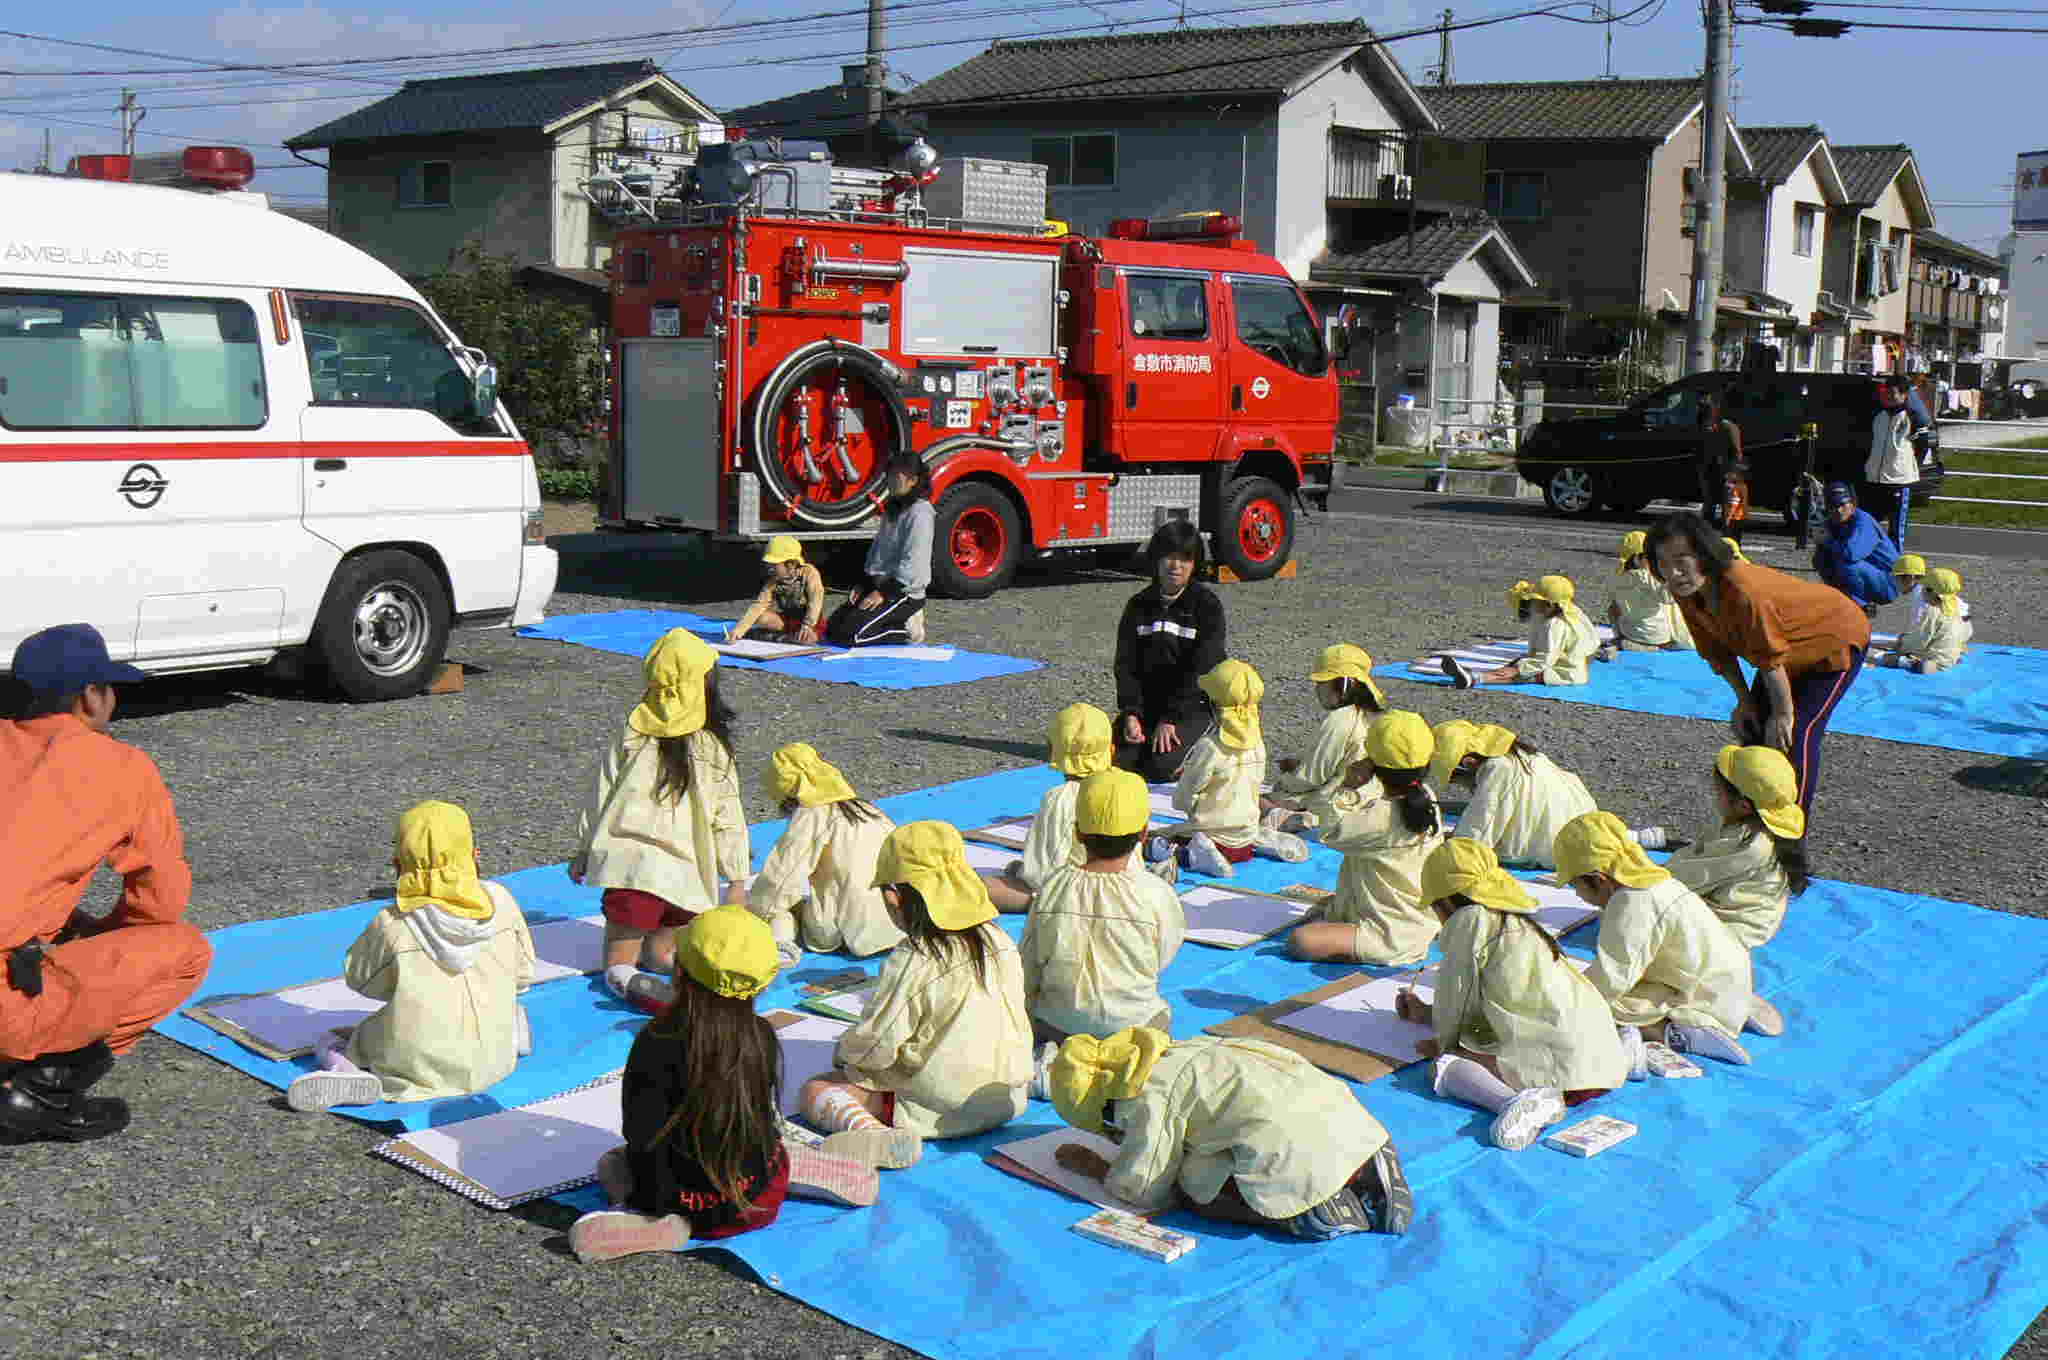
left=805, top=1084, right=886, bottom=1134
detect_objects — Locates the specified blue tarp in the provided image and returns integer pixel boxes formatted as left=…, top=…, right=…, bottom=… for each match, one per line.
left=160, top=766, right=2048, bottom=1360
left=517, top=609, right=1045, bottom=690
left=1378, top=643, right=2048, bottom=760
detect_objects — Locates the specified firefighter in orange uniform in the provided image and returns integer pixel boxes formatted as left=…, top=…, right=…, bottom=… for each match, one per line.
left=0, top=624, right=212, bottom=1142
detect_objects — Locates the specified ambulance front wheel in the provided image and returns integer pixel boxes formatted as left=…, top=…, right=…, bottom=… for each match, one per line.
left=311, top=549, right=453, bottom=702
left=930, top=482, right=1022, bottom=599
left=1216, top=476, right=1295, bottom=581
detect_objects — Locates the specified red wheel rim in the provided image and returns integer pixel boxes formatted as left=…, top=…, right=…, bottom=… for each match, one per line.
left=951, top=506, right=1007, bottom=578
left=1238, top=496, right=1285, bottom=564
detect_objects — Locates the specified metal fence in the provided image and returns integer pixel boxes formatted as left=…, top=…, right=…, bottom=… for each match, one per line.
left=1922, top=418, right=2048, bottom=510
left=1364, top=394, right=1624, bottom=484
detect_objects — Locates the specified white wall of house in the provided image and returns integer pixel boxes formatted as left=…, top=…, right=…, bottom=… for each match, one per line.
left=552, top=92, right=709, bottom=272
left=1768, top=157, right=1829, bottom=318
left=2003, top=230, right=2048, bottom=358
left=1272, top=56, right=1405, bottom=279
left=1866, top=176, right=1917, bottom=339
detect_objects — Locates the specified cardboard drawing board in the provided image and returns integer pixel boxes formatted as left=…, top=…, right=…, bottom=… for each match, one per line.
left=1180, top=885, right=1315, bottom=949
left=713, top=637, right=832, bottom=661
left=985, top=1128, right=1153, bottom=1216
left=1204, top=974, right=1411, bottom=1084
left=966, top=817, right=1036, bottom=850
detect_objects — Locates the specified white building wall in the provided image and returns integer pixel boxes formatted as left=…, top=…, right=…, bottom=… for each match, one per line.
left=1768, top=159, right=1828, bottom=319
left=2002, top=230, right=2048, bottom=358
left=1273, top=57, right=1403, bottom=280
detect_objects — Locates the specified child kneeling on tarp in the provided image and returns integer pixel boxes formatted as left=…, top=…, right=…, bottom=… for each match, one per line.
left=986, top=703, right=1162, bottom=912
left=569, top=907, right=882, bottom=1264
left=1146, top=659, right=1309, bottom=879
left=288, top=801, right=536, bottom=1111
left=1048, top=1028, right=1414, bottom=1238
left=1441, top=575, right=1598, bottom=689
left=1397, top=839, right=1627, bottom=1150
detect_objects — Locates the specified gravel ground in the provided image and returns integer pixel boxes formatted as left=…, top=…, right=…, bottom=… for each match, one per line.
left=7, top=500, right=2047, bottom=1360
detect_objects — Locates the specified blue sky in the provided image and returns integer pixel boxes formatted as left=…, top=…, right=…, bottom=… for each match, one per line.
left=0, top=0, right=2020, bottom=255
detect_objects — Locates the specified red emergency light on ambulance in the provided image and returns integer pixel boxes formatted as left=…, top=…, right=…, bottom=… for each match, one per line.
left=0, top=161, right=556, bottom=700
left=599, top=139, right=1338, bottom=594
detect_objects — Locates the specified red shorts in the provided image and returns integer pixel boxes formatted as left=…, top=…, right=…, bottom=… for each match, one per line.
left=876, top=1091, right=898, bottom=1127
left=685, top=1149, right=793, bottom=1241
left=1217, top=841, right=1256, bottom=864
left=601, top=888, right=698, bottom=933
left=1563, top=1088, right=1607, bottom=1108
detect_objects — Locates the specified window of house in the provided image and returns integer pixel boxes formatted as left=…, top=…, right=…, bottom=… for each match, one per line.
left=1793, top=204, right=1817, bottom=257
left=291, top=293, right=492, bottom=434
left=1028, top=134, right=1116, bottom=188
left=0, top=290, right=266, bottom=431
left=1484, top=170, right=1547, bottom=220
left=622, top=250, right=652, bottom=287
left=397, top=161, right=453, bottom=209
left=1126, top=273, right=1209, bottom=341
left=1327, top=129, right=1401, bottom=198
left=1230, top=277, right=1328, bottom=376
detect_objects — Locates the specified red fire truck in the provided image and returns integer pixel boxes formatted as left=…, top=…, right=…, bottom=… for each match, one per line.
left=600, top=142, right=1337, bottom=596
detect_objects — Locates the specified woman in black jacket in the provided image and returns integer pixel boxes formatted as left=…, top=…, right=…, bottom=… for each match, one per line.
left=1112, top=521, right=1227, bottom=782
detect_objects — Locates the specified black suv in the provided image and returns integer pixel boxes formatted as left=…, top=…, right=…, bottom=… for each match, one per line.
left=1515, top=371, right=1944, bottom=526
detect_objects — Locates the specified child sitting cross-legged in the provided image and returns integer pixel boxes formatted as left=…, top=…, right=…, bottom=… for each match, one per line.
left=1881, top=566, right=1972, bottom=673
left=986, top=703, right=1163, bottom=912
left=568, top=907, right=884, bottom=1264
left=288, top=801, right=536, bottom=1111
left=1441, top=575, right=1598, bottom=689
left=1395, top=839, right=1628, bottom=1149
left=1262, top=643, right=1387, bottom=835
left=1288, top=710, right=1446, bottom=966
left=750, top=743, right=901, bottom=963
left=1048, top=1028, right=1415, bottom=1238
left=1596, top=530, right=1692, bottom=662
left=1145, top=659, right=1309, bottom=879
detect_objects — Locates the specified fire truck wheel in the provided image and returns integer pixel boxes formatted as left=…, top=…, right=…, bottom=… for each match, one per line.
left=1216, top=476, right=1295, bottom=581
left=310, top=549, right=453, bottom=702
left=930, top=482, right=1023, bottom=599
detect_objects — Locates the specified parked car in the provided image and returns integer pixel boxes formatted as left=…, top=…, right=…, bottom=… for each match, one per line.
left=1515, top=371, right=1944, bottom=526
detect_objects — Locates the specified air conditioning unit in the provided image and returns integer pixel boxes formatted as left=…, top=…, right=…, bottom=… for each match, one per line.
left=1379, top=172, right=1414, bottom=200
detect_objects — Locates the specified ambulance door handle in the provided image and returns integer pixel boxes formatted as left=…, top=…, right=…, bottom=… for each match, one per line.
left=1126, top=382, right=1137, bottom=409
left=1231, top=385, right=1244, bottom=411
left=313, top=459, right=347, bottom=471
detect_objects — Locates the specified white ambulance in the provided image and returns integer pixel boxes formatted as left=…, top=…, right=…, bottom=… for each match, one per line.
left=0, top=160, right=557, bottom=701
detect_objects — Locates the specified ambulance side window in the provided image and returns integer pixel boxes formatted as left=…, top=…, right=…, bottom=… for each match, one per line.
left=1126, top=273, right=1208, bottom=341
left=1229, top=278, right=1328, bottom=376
left=291, top=294, right=490, bottom=434
left=0, top=290, right=266, bottom=431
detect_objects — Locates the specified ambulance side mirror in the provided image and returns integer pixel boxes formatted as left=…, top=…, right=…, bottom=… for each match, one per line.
left=470, top=358, right=500, bottom=421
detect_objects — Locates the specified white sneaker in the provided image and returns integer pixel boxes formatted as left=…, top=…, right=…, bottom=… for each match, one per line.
left=776, top=942, right=803, bottom=971
left=1632, top=825, right=1668, bottom=851
left=1489, top=1086, right=1566, bottom=1151
left=1440, top=655, right=1477, bottom=689
left=1146, top=854, right=1180, bottom=886
left=1618, top=1023, right=1647, bottom=1082
left=1184, top=832, right=1236, bottom=878
left=286, top=1069, right=384, bottom=1112
left=1029, top=1040, right=1058, bottom=1101
left=905, top=609, right=927, bottom=644
left=1257, top=828, right=1311, bottom=863
left=1745, top=995, right=1786, bottom=1038
left=1666, top=1022, right=1751, bottom=1066
left=1261, top=805, right=1298, bottom=833
left=1642, top=1041, right=1704, bottom=1078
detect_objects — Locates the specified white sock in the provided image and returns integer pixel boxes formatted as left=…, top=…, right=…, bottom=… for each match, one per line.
left=805, top=1084, right=887, bottom=1134
left=1432, top=1054, right=1518, bottom=1115
left=514, top=1005, right=533, bottom=1058
left=604, top=963, right=641, bottom=1001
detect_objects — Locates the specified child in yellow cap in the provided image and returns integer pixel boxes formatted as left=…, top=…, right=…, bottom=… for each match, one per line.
left=570, top=629, right=750, bottom=1010
left=1019, top=770, right=1186, bottom=1090
left=1882, top=566, right=1972, bottom=673
left=797, top=822, right=1032, bottom=1149
left=1396, top=839, right=1628, bottom=1149
left=1289, top=711, right=1446, bottom=966
left=569, top=907, right=884, bottom=1265
left=288, top=801, right=536, bottom=1111
left=727, top=536, right=827, bottom=644
left=1264, top=643, right=1388, bottom=834
left=1558, top=810, right=1757, bottom=1069
left=1439, top=575, right=1597, bottom=689
left=1047, top=1028, right=1413, bottom=1238
left=1429, top=720, right=1592, bottom=868
left=751, top=743, right=900, bottom=965
left=1597, top=530, right=1693, bottom=662
left=1147, top=659, right=1308, bottom=878
left=986, top=704, right=1161, bottom=912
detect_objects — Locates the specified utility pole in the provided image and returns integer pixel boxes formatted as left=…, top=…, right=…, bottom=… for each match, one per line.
left=865, top=0, right=885, bottom=164
left=1684, top=0, right=1731, bottom=375
left=116, top=89, right=145, bottom=156
left=1435, top=10, right=1454, bottom=86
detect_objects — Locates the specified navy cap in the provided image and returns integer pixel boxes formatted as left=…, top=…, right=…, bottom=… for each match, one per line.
left=1825, top=481, right=1856, bottom=508
left=11, top=624, right=148, bottom=695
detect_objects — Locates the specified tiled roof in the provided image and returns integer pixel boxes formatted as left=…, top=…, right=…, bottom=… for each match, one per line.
left=289, top=60, right=673, bottom=149
left=723, top=82, right=921, bottom=141
left=1420, top=77, right=1701, bottom=140
left=1738, top=125, right=1825, bottom=184
left=1312, top=214, right=1534, bottom=288
left=910, top=21, right=1377, bottom=108
left=1914, top=229, right=2002, bottom=271
left=1832, top=143, right=1913, bottom=205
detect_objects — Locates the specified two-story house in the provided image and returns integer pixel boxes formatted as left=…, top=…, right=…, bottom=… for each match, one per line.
left=1820, top=144, right=1935, bottom=374
left=288, top=59, right=718, bottom=291
left=1725, top=126, right=1848, bottom=372
left=1906, top=230, right=2005, bottom=401
left=722, top=71, right=925, bottom=164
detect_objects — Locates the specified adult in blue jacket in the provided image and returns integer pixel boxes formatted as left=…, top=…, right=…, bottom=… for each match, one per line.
left=1811, top=481, right=1899, bottom=611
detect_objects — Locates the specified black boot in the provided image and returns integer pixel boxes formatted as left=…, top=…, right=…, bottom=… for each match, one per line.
left=0, top=1039, right=129, bottom=1142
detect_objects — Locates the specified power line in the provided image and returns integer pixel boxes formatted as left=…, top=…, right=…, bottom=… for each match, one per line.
left=1746, top=13, right=2048, bottom=25
left=1760, top=0, right=2048, bottom=9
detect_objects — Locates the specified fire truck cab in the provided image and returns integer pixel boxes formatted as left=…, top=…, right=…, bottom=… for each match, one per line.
left=602, top=141, right=1337, bottom=595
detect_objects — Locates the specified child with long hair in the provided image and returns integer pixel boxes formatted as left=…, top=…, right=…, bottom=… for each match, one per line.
left=1440, top=575, right=1598, bottom=689
left=1289, top=711, right=1445, bottom=966
left=1395, top=839, right=1628, bottom=1149
left=825, top=452, right=935, bottom=647
left=798, top=822, right=1033, bottom=1149
left=1427, top=719, right=1595, bottom=868
left=986, top=703, right=1156, bottom=912
left=567, top=907, right=883, bottom=1264
left=1047, top=1028, right=1414, bottom=1238
left=1597, top=530, right=1693, bottom=662
left=570, top=629, right=749, bottom=1010
left=1146, top=659, right=1308, bottom=879
left=287, top=800, right=536, bottom=1111
left=727, top=536, right=827, bottom=644
left=1882, top=566, right=1972, bottom=673
left=1264, top=643, right=1386, bottom=833
left=751, top=743, right=900, bottom=963
left=1558, top=811, right=1757, bottom=1070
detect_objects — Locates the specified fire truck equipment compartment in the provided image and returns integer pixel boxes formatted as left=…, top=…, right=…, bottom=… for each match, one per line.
left=900, top=248, right=1057, bottom=358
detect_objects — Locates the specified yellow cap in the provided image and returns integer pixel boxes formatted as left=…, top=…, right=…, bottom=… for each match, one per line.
left=629, top=628, right=718, bottom=738
left=1075, top=768, right=1149, bottom=837
left=762, top=535, right=805, bottom=565
left=1049, top=702, right=1114, bottom=777
left=1893, top=553, right=1928, bottom=578
left=1048, top=1027, right=1171, bottom=1134
left=872, top=821, right=996, bottom=930
left=1617, top=531, right=1648, bottom=572
left=392, top=800, right=495, bottom=920
left=1426, top=719, right=1517, bottom=793
left=1715, top=744, right=1805, bottom=841
left=1419, top=837, right=1538, bottom=913
left=1509, top=575, right=1575, bottom=610
left=1552, top=811, right=1670, bottom=890
left=1365, top=710, right=1433, bottom=771
left=677, top=904, right=779, bottom=1000
left=1723, top=538, right=1748, bottom=562
left=765, top=741, right=858, bottom=807
left=1927, top=566, right=1964, bottom=616
left=1308, top=643, right=1387, bottom=708
left=1199, top=659, right=1264, bottom=751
